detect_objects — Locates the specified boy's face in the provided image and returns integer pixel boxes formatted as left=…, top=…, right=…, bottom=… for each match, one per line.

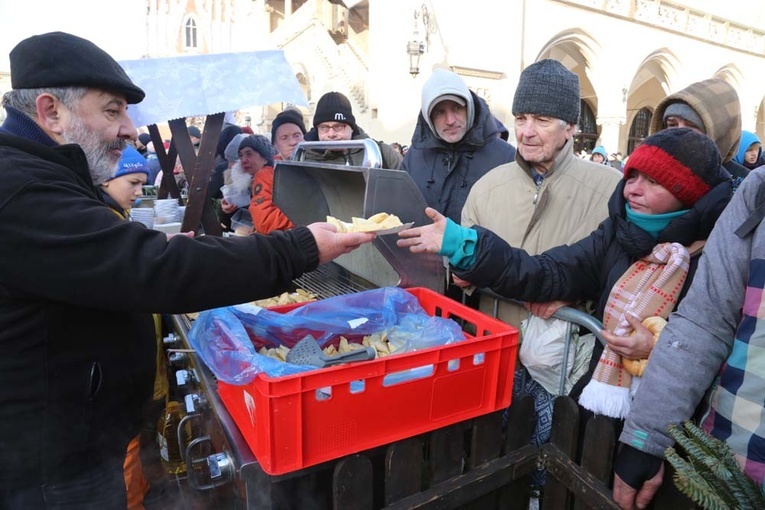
left=102, top=172, right=147, bottom=211
left=745, top=144, right=761, bottom=165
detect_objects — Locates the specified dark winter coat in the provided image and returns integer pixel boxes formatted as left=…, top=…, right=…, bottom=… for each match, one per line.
left=402, top=93, right=516, bottom=223
left=0, top=123, right=319, bottom=489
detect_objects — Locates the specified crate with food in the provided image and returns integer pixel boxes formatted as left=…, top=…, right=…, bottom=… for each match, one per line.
left=189, top=286, right=518, bottom=475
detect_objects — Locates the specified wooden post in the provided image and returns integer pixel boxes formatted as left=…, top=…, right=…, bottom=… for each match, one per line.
left=384, top=437, right=424, bottom=505
left=333, top=454, right=374, bottom=509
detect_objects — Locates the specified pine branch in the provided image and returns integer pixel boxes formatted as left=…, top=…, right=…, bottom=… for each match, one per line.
left=666, top=447, right=730, bottom=510
left=665, top=421, right=765, bottom=510
left=683, top=421, right=765, bottom=510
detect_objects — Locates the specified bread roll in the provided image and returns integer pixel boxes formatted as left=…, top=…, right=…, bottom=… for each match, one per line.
left=622, top=316, right=667, bottom=377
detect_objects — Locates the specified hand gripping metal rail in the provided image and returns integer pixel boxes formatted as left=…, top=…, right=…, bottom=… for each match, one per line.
left=479, top=289, right=606, bottom=396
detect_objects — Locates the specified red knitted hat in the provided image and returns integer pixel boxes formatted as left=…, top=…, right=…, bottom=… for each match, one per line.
left=623, top=128, right=726, bottom=206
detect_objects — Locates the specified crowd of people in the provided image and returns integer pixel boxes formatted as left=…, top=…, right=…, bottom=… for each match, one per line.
left=1, top=28, right=763, bottom=510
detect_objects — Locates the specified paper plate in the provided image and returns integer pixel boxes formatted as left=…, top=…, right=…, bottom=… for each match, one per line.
left=373, top=222, right=415, bottom=235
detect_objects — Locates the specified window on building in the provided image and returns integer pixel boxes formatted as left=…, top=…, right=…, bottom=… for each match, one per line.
left=574, top=100, right=598, bottom=153
left=628, top=107, right=653, bottom=155
left=185, top=18, right=198, bottom=49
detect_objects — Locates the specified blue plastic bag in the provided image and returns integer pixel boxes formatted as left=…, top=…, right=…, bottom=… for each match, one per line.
left=187, top=287, right=466, bottom=384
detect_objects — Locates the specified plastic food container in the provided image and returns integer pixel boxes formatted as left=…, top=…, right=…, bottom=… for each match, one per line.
left=221, top=184, right=251, bottom=208
left=230, top=209, right=254, bottom=236
left=217, top=287, right=519, bottom=475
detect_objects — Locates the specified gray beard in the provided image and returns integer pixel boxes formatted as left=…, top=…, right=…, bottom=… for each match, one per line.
left=62, top=115, right=126, bottom=185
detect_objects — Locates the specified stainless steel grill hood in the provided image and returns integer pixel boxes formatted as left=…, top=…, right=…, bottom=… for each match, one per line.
left=273, top=140, right=445, bottom=293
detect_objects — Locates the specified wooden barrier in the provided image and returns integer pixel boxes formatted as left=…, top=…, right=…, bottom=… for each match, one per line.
left=248, top=394, right=695, bottom=509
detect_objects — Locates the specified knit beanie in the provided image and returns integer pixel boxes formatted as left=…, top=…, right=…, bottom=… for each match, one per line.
left=271, top=108, right=306, bottom=142
left=112, top=146, right=150, bottom=180
left=512, top=59, right=580, bottom=125
left=216, top=125, right=243, bottom=159
left=663, top=101, right=706, bottom=132
left=313, top=92, right=356, bottom=131
left=137, top=133, right=152, bottom=147
left=623, top=128, right=726, bottom=206
left=238, top=134, right=277, bottom=167
left=591, top=145, right=608, bottom=159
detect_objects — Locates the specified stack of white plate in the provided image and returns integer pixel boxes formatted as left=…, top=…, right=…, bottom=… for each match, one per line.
left=130, top=208, right=155, bottom=229
left=154, top=199, right=181, bottom=224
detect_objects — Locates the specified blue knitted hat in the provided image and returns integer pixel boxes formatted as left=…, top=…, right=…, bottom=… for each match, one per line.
left=112, top=146, right=150, bottom=180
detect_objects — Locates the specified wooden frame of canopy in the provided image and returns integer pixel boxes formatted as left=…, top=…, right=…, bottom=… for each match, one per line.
left=145, top=114, right=224, bottom=237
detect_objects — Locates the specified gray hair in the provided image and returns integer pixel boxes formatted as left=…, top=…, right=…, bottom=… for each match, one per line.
left=2, top=87, right=88, bottom=118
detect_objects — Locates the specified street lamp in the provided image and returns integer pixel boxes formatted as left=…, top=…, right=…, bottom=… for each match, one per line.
left=406, top=4, right=430, bottom=77
left=407, top=39, right=425, bottom=77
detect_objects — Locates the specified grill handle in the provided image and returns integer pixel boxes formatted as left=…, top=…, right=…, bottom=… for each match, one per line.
left=185, top=436, right=235, bottom=491
left=293, top=139, right=383, bottom=168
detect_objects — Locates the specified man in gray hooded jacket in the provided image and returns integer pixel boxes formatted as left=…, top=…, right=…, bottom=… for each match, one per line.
left=402, top=69, right=516, bottom=224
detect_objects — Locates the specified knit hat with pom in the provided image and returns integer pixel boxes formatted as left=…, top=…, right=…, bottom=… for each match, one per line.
left=623, top=128, right=727, bottom=206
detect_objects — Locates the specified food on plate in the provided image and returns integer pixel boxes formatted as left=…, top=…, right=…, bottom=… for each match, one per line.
left=622, top=316, right=667, bottom=377
left=326, top=212, right=403, bottom=233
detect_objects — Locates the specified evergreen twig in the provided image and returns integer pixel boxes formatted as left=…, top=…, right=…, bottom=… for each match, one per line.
left=665, top=421, right=765, bottom=510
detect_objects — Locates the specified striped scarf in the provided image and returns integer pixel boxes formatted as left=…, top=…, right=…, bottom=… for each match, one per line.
left=578, top=242, right=691, bottom=419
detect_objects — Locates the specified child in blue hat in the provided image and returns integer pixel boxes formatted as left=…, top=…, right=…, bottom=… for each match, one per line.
left=101, top=145, right=150, bottom=218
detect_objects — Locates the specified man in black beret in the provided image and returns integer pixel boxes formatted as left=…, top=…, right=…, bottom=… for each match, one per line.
left=0, top=31, right=374, bottom=509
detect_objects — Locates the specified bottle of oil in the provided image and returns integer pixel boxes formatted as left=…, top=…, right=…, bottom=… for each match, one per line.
left=157, top=400, right=189, bottom=475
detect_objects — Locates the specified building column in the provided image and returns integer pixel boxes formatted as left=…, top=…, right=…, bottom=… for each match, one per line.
left=596, top=116, right=625, bottom=157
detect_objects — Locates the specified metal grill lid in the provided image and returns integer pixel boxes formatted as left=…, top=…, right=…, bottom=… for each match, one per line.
left=274, top=140, right=444, bottom=293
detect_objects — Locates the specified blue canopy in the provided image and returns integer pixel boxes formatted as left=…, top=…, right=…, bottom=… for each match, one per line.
left=119, top=50, right=307, bottom=127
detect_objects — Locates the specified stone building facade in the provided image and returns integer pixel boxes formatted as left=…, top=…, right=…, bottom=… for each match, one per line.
left=3, top=0, right=765, bottom=157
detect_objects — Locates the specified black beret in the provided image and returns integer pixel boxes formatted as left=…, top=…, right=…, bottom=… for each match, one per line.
left=10, top=31, right=145, bottom=104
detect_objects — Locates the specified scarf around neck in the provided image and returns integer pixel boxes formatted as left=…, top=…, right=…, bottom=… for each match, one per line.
left=578, top=242, right=691, bottom=419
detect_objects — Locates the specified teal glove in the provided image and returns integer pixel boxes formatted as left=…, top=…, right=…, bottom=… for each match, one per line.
left=438, top=218, right=478, bottom=270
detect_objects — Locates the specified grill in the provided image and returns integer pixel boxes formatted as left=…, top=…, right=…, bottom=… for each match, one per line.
left=293, top=262, right=376, bottom=298
left=168, top=141, right=447, bottom=507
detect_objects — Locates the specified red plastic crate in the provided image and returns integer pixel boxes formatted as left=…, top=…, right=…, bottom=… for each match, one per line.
left=217, top=287, right=518, bottom=475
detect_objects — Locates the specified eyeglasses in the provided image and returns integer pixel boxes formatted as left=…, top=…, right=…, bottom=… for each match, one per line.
left=317, top=123, right=348, bottom=134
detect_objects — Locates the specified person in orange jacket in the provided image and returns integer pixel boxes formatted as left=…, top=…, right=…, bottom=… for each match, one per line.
left=236, top=134, right=295, bottom=234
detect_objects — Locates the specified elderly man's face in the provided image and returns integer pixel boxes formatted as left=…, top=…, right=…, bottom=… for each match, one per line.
left=514, top=114, right=576, bottom=174
left=60, top=90, right=136, bottom=184
left=274, top=123, right=304, bottom=160
left=430, top=100, right=467, bottom=144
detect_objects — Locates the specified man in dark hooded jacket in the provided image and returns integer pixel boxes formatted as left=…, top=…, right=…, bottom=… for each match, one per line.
left=402, top=69, right=516, bottom=224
